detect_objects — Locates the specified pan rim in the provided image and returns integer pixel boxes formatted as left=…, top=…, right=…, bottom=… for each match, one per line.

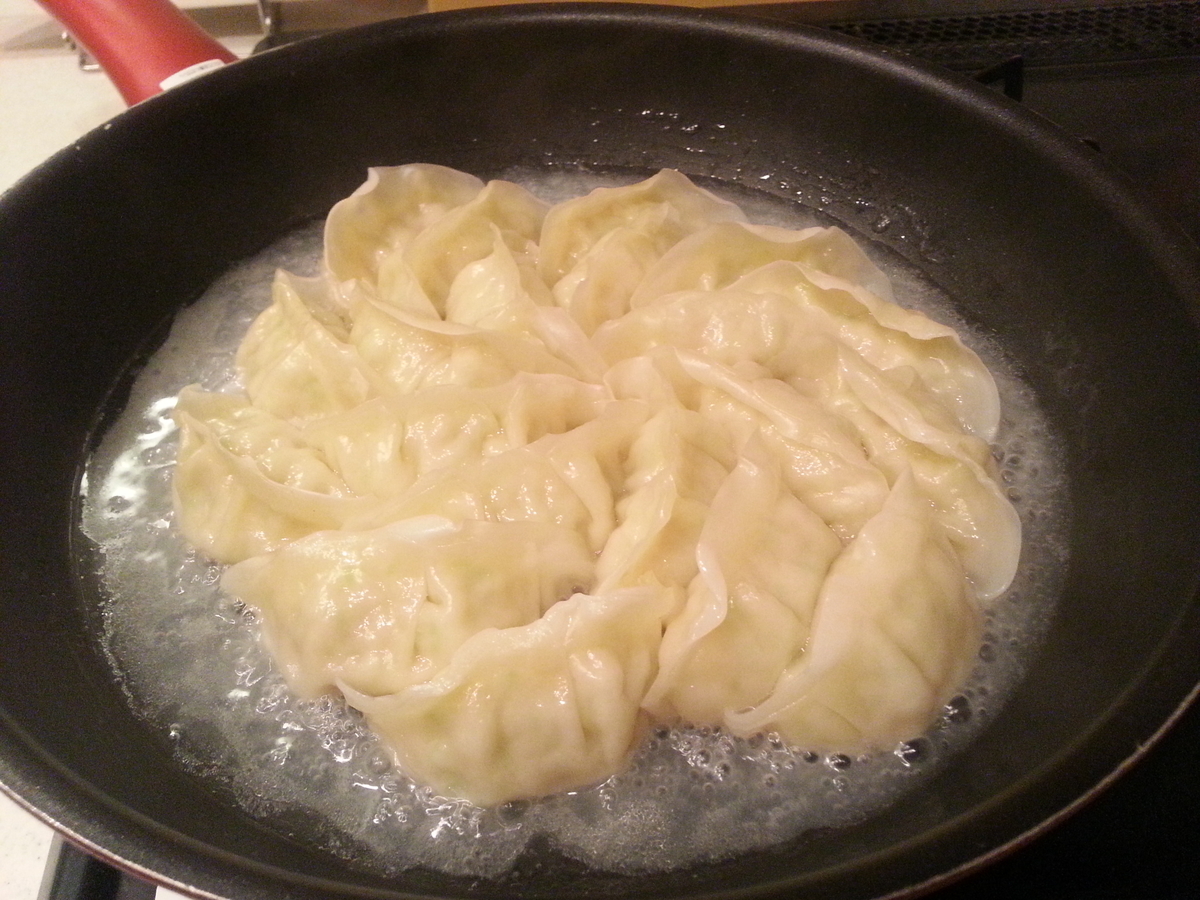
left=2, top=4, right=1199, bottom=899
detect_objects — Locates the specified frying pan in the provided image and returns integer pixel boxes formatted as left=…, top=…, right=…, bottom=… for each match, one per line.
left=2, top=2, right=1200, bottom=898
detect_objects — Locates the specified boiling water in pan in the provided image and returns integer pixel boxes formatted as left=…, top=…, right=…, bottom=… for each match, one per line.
left=78, top=169, right=1068, bottom=877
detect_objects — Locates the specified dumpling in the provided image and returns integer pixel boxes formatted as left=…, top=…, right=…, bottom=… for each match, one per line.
left=538, top=169, right=746, bottom=285
left=727, top=469, right=982, bottom=749
left=236, top=270, right=375, bottom=423
left=342, top=586, right=673, bottom=806
left=732, top=258, right=1000, bottom=440
left=300, top=374, right=608, bottom=500
left=674, top=350, right=892, bottom=541
left=631, top=221, right=1000, bottom=438
left=593, top=404, right=735, bottom=591
left=323, top=164, right=484, bottom=288
left=171, top=387, right=368, bottom=563
left=830, top=351, right=1021, bottom=600
left=348, top=294, right=578, bottom=394
left=347, top=400, right=646, bottom=553
left=540, top=169, right=747, bottom=333
left=394, top=178, right=549, bottom=317
left=596, top=285, right=1018, bottom=598
left=222, top=517, right=596, bottom=698
left=643, top=435, right=843, bottom=726
left=441, top=231, right=608, bottom=383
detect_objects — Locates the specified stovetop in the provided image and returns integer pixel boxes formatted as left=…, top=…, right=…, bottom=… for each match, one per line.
left=756, top=0, right=1200, bottom=248
left=2, top=1, right=1198, bottom=898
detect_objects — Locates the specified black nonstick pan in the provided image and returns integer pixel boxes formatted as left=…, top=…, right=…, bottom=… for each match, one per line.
left=2, top=4, right=1199, bottom=898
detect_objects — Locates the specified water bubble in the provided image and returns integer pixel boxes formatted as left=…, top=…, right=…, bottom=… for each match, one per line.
left=324, top=737, right=356, bottom=764
left=266, top=736, right=293, bottom=765
left=364, top=748, right=393, bottom=776
left=372, top=795, right=402, bottom=824
left=895, top=738, right=932, bottom=767
left=106, top=495, right=132, bottom=514
left=234, top=658, right=266, bottom=687
left=497, top=799, right=530, bottom=823
left=945, top=694, right=973, bottom=725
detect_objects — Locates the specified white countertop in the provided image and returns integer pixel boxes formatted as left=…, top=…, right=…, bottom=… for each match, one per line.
left=0, top=0, right=271, bottom=194
left=0, top=0, right=124, bottom=193
left=0, top=791, right=55, bottom=900
left=0, top=791, right=193, bottom=899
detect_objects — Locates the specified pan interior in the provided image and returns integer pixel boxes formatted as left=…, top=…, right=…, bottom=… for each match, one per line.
left=75, top=166, right=1069, bottom=880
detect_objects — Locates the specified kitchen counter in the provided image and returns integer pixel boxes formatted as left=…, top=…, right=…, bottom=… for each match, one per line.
left=0, top=0, right=126, bottom=193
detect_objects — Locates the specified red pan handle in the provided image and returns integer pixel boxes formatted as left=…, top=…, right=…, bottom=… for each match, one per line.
left=36, top=0, right=238, bottom=106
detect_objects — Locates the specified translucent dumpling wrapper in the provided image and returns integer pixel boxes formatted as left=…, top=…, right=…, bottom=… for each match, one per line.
left=595, top=288, right=1020, bottom=597
left=726, top=469, right=982, bottom=748
left=593, top=404, right=736, bottom=591
left=537, top=168, right=746, bottom=286
left=342, top=586, right=673, bottom=807
left=221, top=517, right=596, bottom=698
left=323, top=164, right=484, bottom=287
left=395, top=178, right=549, bottom=316
left=174, top=164, right=1023, bottom=805
left=643, top=434, right=843, bottom=725
left=236, top=270, right=375, bottom=423
left=299, top=375, right=609, bottom=500
left=172, top=387, right=371, bottom=563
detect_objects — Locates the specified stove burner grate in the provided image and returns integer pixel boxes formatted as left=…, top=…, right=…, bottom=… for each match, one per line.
left=819, top=0, right=1200, bottom=68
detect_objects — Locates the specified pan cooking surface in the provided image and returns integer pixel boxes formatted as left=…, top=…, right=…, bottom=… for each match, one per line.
left=76, top=166, right=1068, bottom=879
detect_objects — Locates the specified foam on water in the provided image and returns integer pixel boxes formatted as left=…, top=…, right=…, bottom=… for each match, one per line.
left=77, top=168, right=1068, bottom=878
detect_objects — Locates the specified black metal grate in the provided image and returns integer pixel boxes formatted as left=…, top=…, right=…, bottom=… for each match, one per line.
left=821, top=1, right=1200, bottom=68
